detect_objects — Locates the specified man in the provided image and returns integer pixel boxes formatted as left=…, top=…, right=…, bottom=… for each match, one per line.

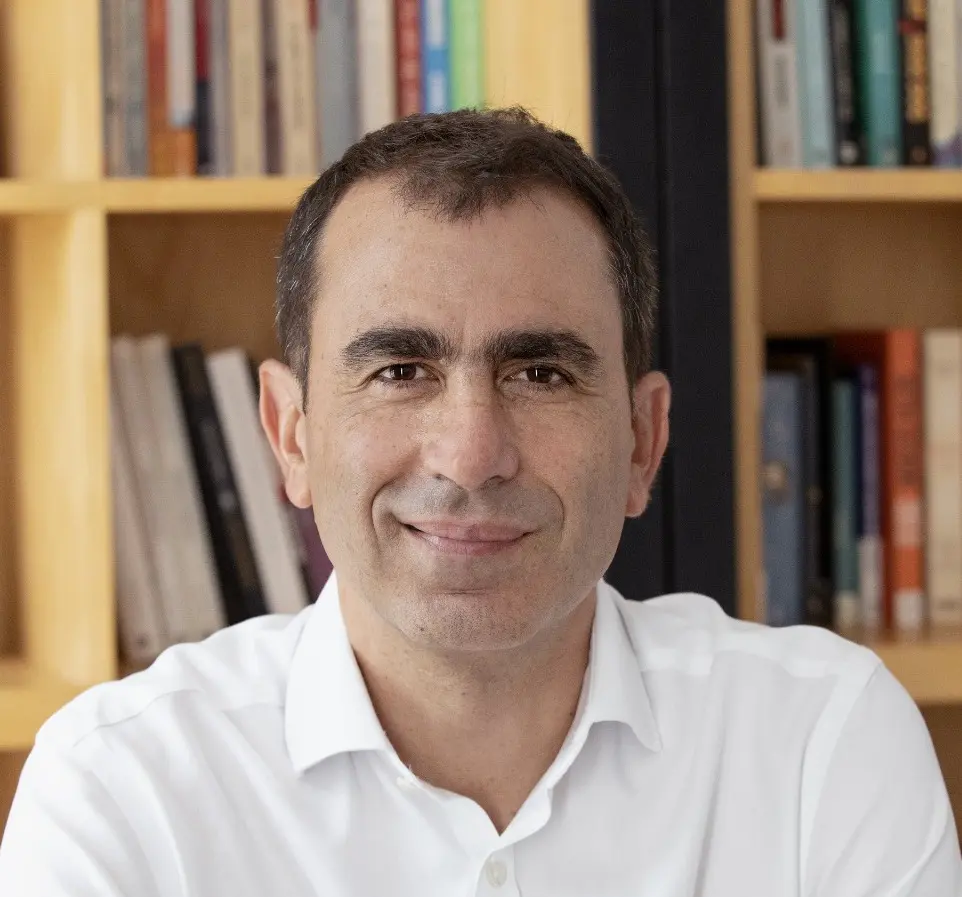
left=0, top=108, right=958, bottom=895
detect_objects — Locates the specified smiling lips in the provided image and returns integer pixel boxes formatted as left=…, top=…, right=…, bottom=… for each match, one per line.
left=403, top=520, right=530, bottom=556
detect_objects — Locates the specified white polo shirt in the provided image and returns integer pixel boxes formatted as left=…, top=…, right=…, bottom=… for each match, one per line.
left=1, top=575, right=959, bottom=896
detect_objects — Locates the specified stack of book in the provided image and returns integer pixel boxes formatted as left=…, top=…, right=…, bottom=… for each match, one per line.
left=101, top=0, right=485, bottom=177
left=756, top=0, right=962, bottom=167
left=110, top=334, right=332, bottom=667
left=762, top=330, right=962, bottom=639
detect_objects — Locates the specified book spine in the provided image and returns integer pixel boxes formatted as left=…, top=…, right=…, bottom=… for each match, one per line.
left=171, top=344, right=269, bottom=624
left=262, top=0, right=281, bottom=173
left=856, top=363, right=884, bottom=632
left=856, top=0, right=902, bottom=165
left=320, top=0, right=360, bottom=164
left=449, top=0, right=484, bottom=110
left=357, top=0, right=398, bottom=134
left=310, top=0, right=322, bottom=165
left=228, top=0, right=266, bottom=175
left=899, top=0, right=932, bottom=164
left=209, top=0, right=232, bottom=174
left=102, top=0, right=127, bottom=176
left=762, top=373, right=806, bottom=627
left=756, top=0, right=803, bottom=165
left=196, top=0, right=212, bottom=173
left=828, top=0, right=864, bottom=164
left=122, top=0, right=150, bottom=176
left=923, top=330, right=962, bottom=627
left=796, top=0, right=837, bottom=166
left=884, top=330, right=925, bottom=634
left=930, top=0, right=961, bottom=164
left=396, top=0, right=422, bottom=117
left=832, top=377, right=861, bottom=630
left=276, top=0, right=317, bottom=174
left=167, top=0, right=198, bottom=174
left=421, top=0, right=450, bottom=113
left=147, top=0, right=173, bottom=175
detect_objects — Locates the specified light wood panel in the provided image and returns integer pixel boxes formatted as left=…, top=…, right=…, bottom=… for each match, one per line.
left=760, top=205, right=962, bottom=335
left=107, top=214, right=289, bottom=361
left=757, top=169, right=962, bottom=202
left=13, top=212, right=114, bottom=686
left=0, top=221, right=18, bottom=658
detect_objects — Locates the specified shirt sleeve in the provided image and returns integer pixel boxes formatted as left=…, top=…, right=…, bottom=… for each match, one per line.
left=0, top=741, right=160, bottom=897
left=804, top=663, right=962, bottom=897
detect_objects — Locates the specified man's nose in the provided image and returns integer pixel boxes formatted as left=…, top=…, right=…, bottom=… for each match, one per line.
left=420, top=385, right=521, bottom=492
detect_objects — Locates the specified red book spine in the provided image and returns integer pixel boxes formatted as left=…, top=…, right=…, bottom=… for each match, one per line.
left=395, top=0, right=421, bottom=117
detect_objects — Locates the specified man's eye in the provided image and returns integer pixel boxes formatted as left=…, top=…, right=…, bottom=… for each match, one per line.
left=519, top=366, right=565, bottom=386
left=375, top=363, right=424, bottom=383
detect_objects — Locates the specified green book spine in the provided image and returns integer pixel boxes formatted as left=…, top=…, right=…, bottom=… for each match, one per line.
left=855, top=0, right=902, bottom=165
left=832, top=378, right=860, bottom=630
left=449, top=0, right=484, bottom=109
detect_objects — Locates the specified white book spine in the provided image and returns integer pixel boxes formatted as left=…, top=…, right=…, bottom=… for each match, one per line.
left=924, top=329, right=962, bottom=627
left=273, top=0, right=317, bottom=173
left=109, top=372, right=169, bottom=664
left=139, top=335, right=227, bottom=641
left=102, top=0, right=127, bottom=175
left=207, top=349, right=308, bottom=615
left=111, top=336, right=193, bottom=645
left=228, top=0, right=266, bottom=174
left=356, top=0, right=397, bottom=135
left=167, top=0, right=197, bottom=129
left=321, top=0, right=360, bottom=165
left=756, top=0, right=803, bottom=166
left=930, top=0, right=961, bottom=163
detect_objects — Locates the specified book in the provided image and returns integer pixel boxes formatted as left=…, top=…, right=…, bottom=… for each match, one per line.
left=449, top=0, right=484, bottom=110
left=923, top=329, right=962, bottom=628
left=854, top=363, right=884, bottom=632
left=195, top=0, right=212, bottom=173
left=422, top=0, right=450, bottom=113
left=831, top=376, right=861, bottom=631
left=757, top=0, right=803, bottom=166
left=171, top=344, right=269, bottom=625
left=122, top=0, right=150, bottom=175
left=357, top=0, right=398, bottom=134
left=208, top=0, right=232, bottom=174
left=762, top=372, right=806, bottom=627
left=766, top=338, right=835, bottom=629
left=102, top=0, right=127, bottom=176
left=899, top=0, right=932, bottom=165
left=320, top=0, right=360, bottom=163
left=166, top=0, right=198, bottom=174
left=835, top=331, right=924, bottom=634
left=795, top=0, right=837, bottom=166
left=929, top=0, right=962, bottom=165
left=395, top=0, right=422, bottom=117
left=207, top=349, right=309, bottom=615
left=855, top=0, right=902, bottom=166
left=828, top=0, right=864, bottom=164
left=227, top=0, right=265, bottom=174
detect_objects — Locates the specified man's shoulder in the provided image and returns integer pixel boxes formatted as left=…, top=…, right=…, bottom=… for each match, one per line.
left=608, top=584, right=881, bottom=687
left=36, top=608, right=312, bottom=753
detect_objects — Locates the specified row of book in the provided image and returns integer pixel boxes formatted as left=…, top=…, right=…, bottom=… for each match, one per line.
left=110, top=334, right=332, bottom=666
left=101, top=0, right=484, bottom=178
left=762, top=330, right=962, bottom=639
left=756, top=0, right=962, bottom=168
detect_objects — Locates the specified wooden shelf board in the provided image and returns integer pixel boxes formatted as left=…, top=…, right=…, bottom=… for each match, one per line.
left=0, top=659, right=86, bottom=751
left=868, top=638, right=962, bottom=705
left=102, top=177, right=315, bottom=212
left=0, top=181, right=97, bottom=213
left=755, top=169, right=962, bottom=203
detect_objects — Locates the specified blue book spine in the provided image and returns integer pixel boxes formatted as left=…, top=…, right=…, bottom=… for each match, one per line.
left=763, top=373, right=806, bottom=627
left=832, top=377, right=860, bottom=629
left=796, top=0, right=837, bottom=166
left=855, top=0, right=902, bottom=165
left=421, top=0, right=450, bottom=113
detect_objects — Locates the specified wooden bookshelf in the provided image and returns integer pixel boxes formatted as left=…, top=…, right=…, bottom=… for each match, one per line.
left=755, top=169, right=962, bottom=203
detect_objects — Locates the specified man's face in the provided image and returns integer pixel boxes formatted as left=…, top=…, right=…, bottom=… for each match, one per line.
left=266, top=178, right=668, bottom=654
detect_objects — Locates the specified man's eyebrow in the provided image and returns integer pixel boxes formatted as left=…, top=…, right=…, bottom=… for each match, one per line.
left=339, top=326, right=457, bottom=371
left=482, top=329, right=602, bottom=378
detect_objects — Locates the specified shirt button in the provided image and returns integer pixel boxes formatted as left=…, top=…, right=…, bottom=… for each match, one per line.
left=485, top=858, right=507, bottom=888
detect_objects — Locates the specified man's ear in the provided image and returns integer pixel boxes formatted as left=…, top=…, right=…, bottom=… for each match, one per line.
left=259, top=359, right=312, bottom=509
left=625, top=371, right=672, bottom=518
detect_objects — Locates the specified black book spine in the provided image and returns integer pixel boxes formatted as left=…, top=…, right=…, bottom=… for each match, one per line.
left=900, top=0, right=932, bottom=165
left=829, top=0, right=864, bottom=165
left=171, top=344, right=269, bottom=623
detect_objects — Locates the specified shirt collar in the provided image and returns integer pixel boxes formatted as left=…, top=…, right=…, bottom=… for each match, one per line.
left=285, top=574, right=662, bottom=775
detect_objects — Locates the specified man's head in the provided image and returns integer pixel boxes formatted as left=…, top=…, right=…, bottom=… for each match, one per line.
left=260, top=108, right=670, bottom=657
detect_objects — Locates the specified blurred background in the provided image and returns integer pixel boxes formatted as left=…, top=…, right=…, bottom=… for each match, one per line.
left=0, top=0, right=960, bottom=839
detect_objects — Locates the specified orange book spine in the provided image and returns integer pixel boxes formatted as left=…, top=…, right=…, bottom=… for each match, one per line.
left=147, top=0, right=173, bottom=175
left=883, top=330, right=925, bottom=634
left=395, top=0, right=421, bottom=117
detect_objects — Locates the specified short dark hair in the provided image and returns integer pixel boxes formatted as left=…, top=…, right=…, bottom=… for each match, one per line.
left=276, top=107, right=658, bottom=399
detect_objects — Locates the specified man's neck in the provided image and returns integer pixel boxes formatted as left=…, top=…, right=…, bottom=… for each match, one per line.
left=341, top=591, right=596, bottom=834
